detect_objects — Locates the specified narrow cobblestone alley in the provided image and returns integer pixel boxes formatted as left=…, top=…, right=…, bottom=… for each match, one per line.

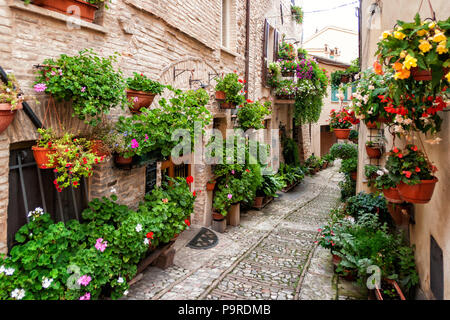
left=125, top=164, right=365, bottom=300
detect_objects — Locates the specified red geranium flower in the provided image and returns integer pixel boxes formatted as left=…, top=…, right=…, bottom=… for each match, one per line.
left=184, top=219, right=191, bottom=227
left=415, top=167, right=421, bottom=173
left=146, top=232, right=154, bottom=239
left=393, top=147, right=399, bottom=153
left=186, top=176, right=194, bottom=184
left=73, top=181, right=78, bottom=186
left=397, top=153, right=403, bottom=159
left=402, top=171, right=412, bottom=178
left=411, top=145, right=418, bottom=151
left=246, top=99, right=253, bottom=103
left=192, top=191, right=196, bottom=197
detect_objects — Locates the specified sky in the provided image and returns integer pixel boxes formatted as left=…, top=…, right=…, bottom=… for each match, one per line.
left=299, top=0, right=360, bottom=41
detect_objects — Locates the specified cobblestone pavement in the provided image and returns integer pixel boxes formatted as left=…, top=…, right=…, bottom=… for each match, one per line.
left=125, top=163, right=366, bottom=300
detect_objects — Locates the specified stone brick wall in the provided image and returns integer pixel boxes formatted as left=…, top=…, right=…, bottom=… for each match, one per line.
left=0, top=0, right=303, bottom=246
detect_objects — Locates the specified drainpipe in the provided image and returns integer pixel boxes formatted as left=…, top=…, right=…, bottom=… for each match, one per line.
left=244, top=0, right=250, bottom=99
left=358, top=0, right=362, bottom=70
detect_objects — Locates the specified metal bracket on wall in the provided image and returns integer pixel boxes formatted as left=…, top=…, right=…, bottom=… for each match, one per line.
left=173, top=67, right=194, bottom=81
left=208, top=72, right=220, bottom=85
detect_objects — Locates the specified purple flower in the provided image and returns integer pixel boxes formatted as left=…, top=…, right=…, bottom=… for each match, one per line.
left=95, top=238, right=107, bottom=252
left=79, top=292, right=91, bottom=300
left=227, top=194, right=233, bottom=200
left=145, top=134, right=149, bottom=141
left=77, top=275, right=92, bottom=287
left=34, top=83, right=47, bottom=92
left=51, top=71, right=56, bottom=76
left=81, top=87, right=86, bottom=92
left=133, top=96, right=139, bottom=103
left=131, top=139, right=139, bottom=149
left=231, top=170, right=235, bottom=175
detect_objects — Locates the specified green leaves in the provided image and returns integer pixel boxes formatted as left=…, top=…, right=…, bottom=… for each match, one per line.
left=237, top=101, right=271, bottom=131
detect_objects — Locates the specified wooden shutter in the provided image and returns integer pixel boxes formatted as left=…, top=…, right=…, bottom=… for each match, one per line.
left=274, top=29, right=279, bottom=61
left=262, top=19, right=270, bottom=88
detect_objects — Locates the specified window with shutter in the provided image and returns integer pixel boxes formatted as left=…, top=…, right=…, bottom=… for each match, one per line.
left=262, top=19, right=270, bottom=87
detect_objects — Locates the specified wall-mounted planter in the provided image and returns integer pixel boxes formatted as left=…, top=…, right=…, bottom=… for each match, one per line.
left=32, top=146, right=56, bottom=169
left=114, top=155, right=133, bottom=165
left=333, top=128, right=350, bottom=140
left=365, top=121, right=379, bottom=129
left=397, top=178, right=438, bottom=204
left=219, top=102, right=236, bottom=109
left=206, top=181, right=216, bottom=191
left=31, top=0, right=98, bottom=23
left=365, top=146, right=382, bottom=159
left=126, top=89, right=156, bottom=114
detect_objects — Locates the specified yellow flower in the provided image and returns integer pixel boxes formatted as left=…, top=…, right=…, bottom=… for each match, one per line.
left=394, top=31, right=406, bottom=40
left=418, top=39, right=432, bottom=53
left=400, top=50, right=407, bottom=58
left=437, top=43, right=448, bottom=54
left=428, top=22, right=436, bottom=29
left=417, top=29, right=428, bottom=36
left=403, top=54, right=417, bottom=70
left=433, top=31, right=447, bottom=43
left=382, top=31, right=391, bottom=39
left=446, top=72, right=450, bottom=82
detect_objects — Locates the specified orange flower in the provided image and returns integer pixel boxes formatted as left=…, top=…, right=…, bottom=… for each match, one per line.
left=373, top=60, right=384, bottom=75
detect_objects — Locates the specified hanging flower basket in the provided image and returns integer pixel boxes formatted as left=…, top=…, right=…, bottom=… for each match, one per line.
left=382, top=187, right=403, bottom=204
left=126, top=89, right=156, bottom=114
left=333, top=128, right=351, bottom=139
left=31, top=0, right=98, bottom=23
left=215, top=91, right=226, bottom=101
left=0, top=103, right=22, bottom=135
left=32, top=146, right=56, bottom=169
left=397, top=178, right=438, bottom=204
left=366, top=146, right=382, bottom=159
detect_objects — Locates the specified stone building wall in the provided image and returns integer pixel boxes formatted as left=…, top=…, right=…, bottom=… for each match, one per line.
left=0, top=0, right=302, bottom=252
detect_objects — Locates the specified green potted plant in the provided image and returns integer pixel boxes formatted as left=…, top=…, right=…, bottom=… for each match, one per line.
left=126, top=73, right=165, bottom=114
left=290, top=5, right=303, bottom=24
left=206, top=178, right=216, bottom=191
left=280, top=60, right=297, bottom=77
left=33, top=49, right=128, bottom=127
left=386, top=144, right=438, bottom=204
left=364, top=164, right=380, bottom=187
left=0, top=73, right=24, bottom=134
left=349, top=129, right=358, bottom=144
left=277, top=39, right=297, bottom=61
left=374, top=168, right=403, bottom=203
left=44, top=132, right=105, bottom=191
left=254, top=174, right=285, bottom=208
left=214, top=72, right=245, bottom=109
left=237, top=100, right=271, bottom=131
left=340, top=157, right=358, bottom=181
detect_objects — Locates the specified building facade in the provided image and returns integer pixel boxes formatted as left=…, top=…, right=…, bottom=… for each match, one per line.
left=359, top=0, right=450, bottom=300
left=0, top=0, right=304, bottom=253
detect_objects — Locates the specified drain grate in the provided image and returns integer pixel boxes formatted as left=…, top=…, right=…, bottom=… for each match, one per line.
left=186, top=227, right=218, bottom=250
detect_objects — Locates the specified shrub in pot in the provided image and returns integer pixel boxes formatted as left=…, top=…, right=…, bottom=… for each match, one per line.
left=329, top=142, right=358, bottom=160
left=0, top=73, right=24, bottom=134
left=386, top=144, right=438, bottom=204
left=236, top=100, right=271, bottom=131
left=329, top=108, right=359, bottom=139
left=126, top=72, right=165, bottom=113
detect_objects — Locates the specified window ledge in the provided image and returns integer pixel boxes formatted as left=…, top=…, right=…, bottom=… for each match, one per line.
left=8, top=0, right=107, bottom=34
left=220, top=46, right=240, bottom=58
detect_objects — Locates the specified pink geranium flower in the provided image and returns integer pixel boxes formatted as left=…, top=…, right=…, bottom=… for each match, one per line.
left=95, top=238, right=107, bottom=252
left=79, top=292, right=91, bottom=300
left=227, top=194, right=233, bottom=200
left=77, top=275, right=92, bottom=287
left=34, top=83, right=47, bottom=92
left=131, top=139, right=139, bottom=149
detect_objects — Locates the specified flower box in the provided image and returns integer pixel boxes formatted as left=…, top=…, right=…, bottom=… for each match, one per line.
left=219, top=101, right=236, bottom=109
left=114, top=154, right=133, bottom=165
left=206, top=181, right=216, bottom=191
left=31, top=0, right=98, bottom=23
left=215, top=91, right=226, bottom=101
left=333, top=128, right=351, bottom=140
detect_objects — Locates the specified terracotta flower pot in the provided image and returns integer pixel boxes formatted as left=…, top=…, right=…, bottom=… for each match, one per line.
left=219, top=102, right=235, bottom=109
left=212, top=212, right=225, bottom=221
left=91, top=139, right=109, bottom=157
left=332, top=254, right=342, bottom=267
left=365, top=146, right=382, bottom=159
left=32, top=146, right=56, bottom=169
left=206, top=181, right=216, bottom=191
left=0, top=103, right=22, bottom=134
left=32, top=0, right=98, bottom=23
left=382, top=187, right=403, bottom=204
left=215, top=91, right=226, bottom=101
left=365, top=121, right=378, bottom=129
left=114, top=155, right=133, bottom=165
left=333, top=128, right=350, bottom=140
left=397, top=178, right=438, bottom=204
left=350, top=171, right=357, bottom=181
left=387, top=202, right=410, bottom=226
left=411, top=67, right=432, bottom=81
left=126, top=89, right=156, bottom=113
left=253, top=196, right=264, bottom=208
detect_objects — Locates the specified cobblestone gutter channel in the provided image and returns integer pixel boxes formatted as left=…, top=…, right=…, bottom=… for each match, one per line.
left=125, top=164, right=366, bottom=300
